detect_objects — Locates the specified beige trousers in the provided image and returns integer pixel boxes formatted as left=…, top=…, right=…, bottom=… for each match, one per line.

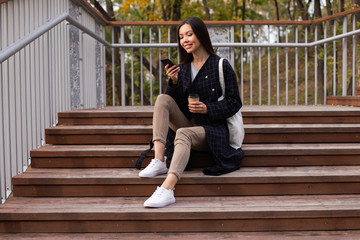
left=153, top=94, right=209, bottom=179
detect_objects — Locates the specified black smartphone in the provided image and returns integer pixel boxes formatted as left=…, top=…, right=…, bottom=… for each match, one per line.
left=161, top=58, right=176, bottom=68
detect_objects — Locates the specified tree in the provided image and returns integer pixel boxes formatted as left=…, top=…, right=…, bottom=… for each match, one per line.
left=242, top=0, right=246, bottom=20
left=287, top=0, right=296, bottom=20
left=295, top=0, right=310, bottom=20
left=274, top=0, right=280, bottom=21
left=202, top=0, right=211, bottom=20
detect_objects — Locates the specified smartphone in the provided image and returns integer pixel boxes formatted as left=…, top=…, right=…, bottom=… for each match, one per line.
left=161, top=58, right=176, bottom=68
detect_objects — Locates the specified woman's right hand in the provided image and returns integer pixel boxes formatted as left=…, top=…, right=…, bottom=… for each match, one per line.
left=165, top=64, right=180, bottom=84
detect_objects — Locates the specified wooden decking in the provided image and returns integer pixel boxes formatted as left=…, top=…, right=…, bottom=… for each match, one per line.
left=2, top=231, right=360, bottom=239
left=1, top=105, right=360, bottom=237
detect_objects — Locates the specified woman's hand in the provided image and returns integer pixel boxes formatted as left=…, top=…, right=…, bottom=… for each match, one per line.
left=188, top=101, right=208, bottom=114
left=165, top=64, right=180, bottom=84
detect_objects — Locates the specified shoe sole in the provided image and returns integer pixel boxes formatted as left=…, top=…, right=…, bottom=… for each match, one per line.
left=139, top=169, right=168, bottom=178
left=144, top=198, right=175, bottom=208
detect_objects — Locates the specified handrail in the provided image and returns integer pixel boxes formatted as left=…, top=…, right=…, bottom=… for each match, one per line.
left=0, top=13, right=68, bottom=63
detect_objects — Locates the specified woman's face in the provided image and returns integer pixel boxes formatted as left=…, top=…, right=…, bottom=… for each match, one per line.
left=179, top=24, right=202, bottom=54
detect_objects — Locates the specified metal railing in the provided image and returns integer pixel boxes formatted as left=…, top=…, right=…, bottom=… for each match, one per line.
left=108, top=9, right=360, bottom=106
left=0, top=0, right=106, bottom=203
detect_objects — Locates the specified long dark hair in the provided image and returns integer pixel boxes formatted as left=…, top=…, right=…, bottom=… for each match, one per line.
left=177, top=17, right=216, bottom=64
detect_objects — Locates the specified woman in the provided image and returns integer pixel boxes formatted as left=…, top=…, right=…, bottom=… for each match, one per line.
left=139, top=17, right=244, bottom=208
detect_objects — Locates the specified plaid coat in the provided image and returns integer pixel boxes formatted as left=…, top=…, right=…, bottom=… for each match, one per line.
left=165, top=54, right=244, bottom=170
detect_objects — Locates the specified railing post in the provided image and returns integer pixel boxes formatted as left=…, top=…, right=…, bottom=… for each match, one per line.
left=324, top=22, right=327, bottom=104
left=267, top=25, right=271, bottom=105
left=231, top=26, right=235, bottom=67
left=315, top=24, right=318, bottom=104
left=131, top=26, right=134, bottom=106
left=240, top=25, right=244, bottom=101
left=352, top=14, right=356, bottom=96
left=111, top=27, right=115, bottom=106
left=333, top=20, right=337, bottom=96
left=140, top=27, right=144, bottom=106
left=249, top=25, right=253, bottom=105
left=68, top=2, right=81, bottom=109
left=285, top=26, right=289, bottom=105
left=342, top=16, right=347, bottom=96
left=158, top=26, right=162, bottom=96
left=120, top=26, right=125, bottom=106
left=0, top=59, right=6, bottom=204
left=295, top=26, right=298, bottom=105
left=258, top=26, right=262, bottom=105
left=149, top=27, right=153, bottom=105
left=305, top=26, right=308, bottom=105
left=276, top=26, right=280, bottom=105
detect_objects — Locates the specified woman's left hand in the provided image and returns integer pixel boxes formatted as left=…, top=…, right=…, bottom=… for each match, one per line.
left=188, top=101, right=208, bottom=114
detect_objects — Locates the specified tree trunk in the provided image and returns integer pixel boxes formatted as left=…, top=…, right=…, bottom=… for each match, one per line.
left=202, top=0, right=211, bottom=20
left=340, top=0, right=345, bottom=12
left=242, top=0, right=246, bottom=20
left=325, top=0, right=333, bottom=16
left=234, top=0, right=239, bottom=18
left=295, top=0, right=308, bottom=20
left=169, top=0, right=182, bottom=43
left=287, top=0, right=295, bottom=20
left=274, top=0, right=280, bottom=20
left=314, top=0, right=323, bottom=34
left=172, top=0, right=182, bottom=21
left=325, top=0, right=334, bottom=28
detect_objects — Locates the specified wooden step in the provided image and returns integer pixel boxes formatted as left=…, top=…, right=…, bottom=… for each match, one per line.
left=245, top=123, right=360, bottom=143
left=327, top=96, right=360, bottom=107
left=2, top=231, right=360, bottom=239
left=2, top=195, right=360, bottom=232
left=58, top=106, right=153, bottom=125
left=45, top=125, right=152, bottom=145
left=242, top=105, right=360, bottom=124
left=45, top=124, right=360, bottom=145
left=11, top=166, right=360, bottom=197
left=30, top=143, right=360, bottom=168
left=57, top=105, right=360, bottom=125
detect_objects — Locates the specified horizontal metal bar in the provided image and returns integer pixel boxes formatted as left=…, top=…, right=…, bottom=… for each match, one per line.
left=0, top=13, right=111, bottom=64
left=2, top=11, right=360, bottom=65
left=113, top=28, right=360, bottom=48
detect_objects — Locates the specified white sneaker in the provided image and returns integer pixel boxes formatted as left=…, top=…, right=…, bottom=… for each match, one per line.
left=144, top=186, right=175, bottom=208
left=139, top=158, right=168, bottom=178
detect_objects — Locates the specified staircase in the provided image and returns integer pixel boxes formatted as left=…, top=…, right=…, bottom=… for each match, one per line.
left=2, top=105, right=360, bottom=239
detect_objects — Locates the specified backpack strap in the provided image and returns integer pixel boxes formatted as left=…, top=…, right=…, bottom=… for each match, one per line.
left=135, top=139, right=154, bottom=169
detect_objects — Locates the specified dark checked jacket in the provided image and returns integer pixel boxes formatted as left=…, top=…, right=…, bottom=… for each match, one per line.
left=165, top=54, right=244, bottom=171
